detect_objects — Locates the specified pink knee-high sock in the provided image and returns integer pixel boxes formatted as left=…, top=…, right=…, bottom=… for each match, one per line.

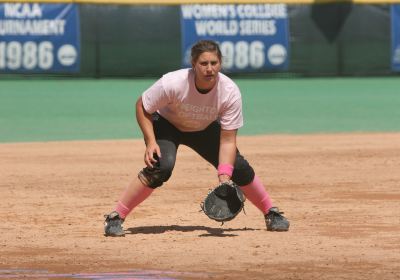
left=115, top=184, right=154, bottom=219
left=240, top=175, right=273, bottom=215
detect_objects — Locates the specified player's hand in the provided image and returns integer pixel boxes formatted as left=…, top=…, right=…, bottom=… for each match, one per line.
left=218, top=174, right=231, bottom=184
left=144, top=141, right=161, bottom=168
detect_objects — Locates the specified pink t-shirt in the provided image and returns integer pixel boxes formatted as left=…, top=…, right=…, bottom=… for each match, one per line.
left=142, top=68, right=243, bottom=132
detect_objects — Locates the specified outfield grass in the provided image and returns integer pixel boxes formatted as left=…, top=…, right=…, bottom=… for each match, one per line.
left=0, top=77, right=399, bottom=142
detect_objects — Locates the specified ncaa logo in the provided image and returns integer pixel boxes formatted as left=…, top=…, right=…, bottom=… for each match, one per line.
left=267, top=44, right=287, bottom=66
left=57, top=44, right=78, bottom=66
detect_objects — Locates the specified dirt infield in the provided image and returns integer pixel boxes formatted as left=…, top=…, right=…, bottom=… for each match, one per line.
left=1, top=133, right=399, bottom=279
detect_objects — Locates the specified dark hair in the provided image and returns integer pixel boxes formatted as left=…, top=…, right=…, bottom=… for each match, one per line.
left=191, top=40, right=222, bottom=63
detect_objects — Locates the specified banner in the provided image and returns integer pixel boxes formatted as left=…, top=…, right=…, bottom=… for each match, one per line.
left=0, top=3, right=80, bottom=73
left=180, top=4, right=289, bottom=73
left=392, top=4, right=400, bottom=72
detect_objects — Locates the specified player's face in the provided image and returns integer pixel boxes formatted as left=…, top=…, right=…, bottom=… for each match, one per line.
left=192, top=51, right=221, bottom=89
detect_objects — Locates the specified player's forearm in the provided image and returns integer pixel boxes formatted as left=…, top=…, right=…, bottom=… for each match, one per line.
left=219, top=129, right=237, bottom=164
left=219, top=141, right=236, bottom=166
left=218, top=129, right=237, bottom=182
left=135, top=98, right=156, bottom=145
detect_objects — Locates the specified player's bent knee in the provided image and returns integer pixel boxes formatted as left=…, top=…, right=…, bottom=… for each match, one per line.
left=231, top=157, right=255, bottom=186
left=138, top=167, right=172, bottom=189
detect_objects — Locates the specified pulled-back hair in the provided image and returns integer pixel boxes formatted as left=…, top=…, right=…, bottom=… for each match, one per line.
left=191, top=40, right=222, bottom=63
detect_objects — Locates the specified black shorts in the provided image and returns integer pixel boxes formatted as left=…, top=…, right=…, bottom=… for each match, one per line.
left=149, top=113, right=255, bottom=187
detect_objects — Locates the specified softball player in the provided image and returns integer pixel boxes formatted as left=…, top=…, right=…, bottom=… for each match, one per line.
left=104, top=40, right=289, bottom=237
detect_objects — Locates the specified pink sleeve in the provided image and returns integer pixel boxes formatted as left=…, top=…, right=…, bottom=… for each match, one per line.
left=141, top=78, right=171, bottom=114
left=219, top=97, right=243, bottom=130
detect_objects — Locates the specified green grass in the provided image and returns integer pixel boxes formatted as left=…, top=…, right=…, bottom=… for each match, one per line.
left=0, top=77, right=399, bottom=143
left=239, top=78, right=400, bottom=135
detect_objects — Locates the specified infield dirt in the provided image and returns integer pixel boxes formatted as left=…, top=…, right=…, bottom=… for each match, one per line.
left=1, top=133, right=399, bottom=279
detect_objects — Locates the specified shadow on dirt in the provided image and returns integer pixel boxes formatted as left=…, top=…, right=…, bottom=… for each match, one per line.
left=0, top=269, right=209, bottom=279
left=126, top=225, right=261, bottom=237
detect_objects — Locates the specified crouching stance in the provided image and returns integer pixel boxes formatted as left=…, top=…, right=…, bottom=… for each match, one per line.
left=104, top=40, right=289, bottom=237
